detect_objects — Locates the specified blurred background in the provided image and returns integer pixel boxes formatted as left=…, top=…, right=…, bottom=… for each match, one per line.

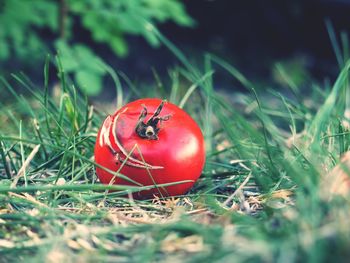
left=1, top=0, right=350, bottom=99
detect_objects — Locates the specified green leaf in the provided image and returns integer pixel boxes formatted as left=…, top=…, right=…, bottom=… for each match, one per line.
left=110, top=37, right=128, bottom=57
left=68, top=0, right=88, bottom=12
left=55, top=41, right=80, bottom=72
left=143, top=29, right=160, bottom=47
left=74, top=45, right=106, bottom=74
left=0, top=40, right=9, bottom=60
left=166, top=0, right=195, bottom=26
left=92, top=27, right=111, bottom=42
left=143, top=0, right=195, bottom=26
left=75, top=70, right=103, bottom=96
left=31, top=0, right=59, bottom=30
left=81, top=11, right=99, bottom=29
left=27, top=34, right=45, bottom=56
left=117, top=13, right=145, bottom=34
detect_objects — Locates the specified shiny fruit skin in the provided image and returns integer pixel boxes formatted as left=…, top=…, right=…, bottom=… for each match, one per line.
left=94, top=98, right=205, bottom=199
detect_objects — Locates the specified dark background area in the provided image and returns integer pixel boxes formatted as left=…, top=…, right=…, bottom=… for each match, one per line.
left=113, top=0, right=350, bottom=87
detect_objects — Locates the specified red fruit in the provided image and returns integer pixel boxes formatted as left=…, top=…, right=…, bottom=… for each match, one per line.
left=94, top=98, right=205, bottom=199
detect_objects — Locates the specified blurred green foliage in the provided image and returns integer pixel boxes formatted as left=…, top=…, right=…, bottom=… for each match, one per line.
left=0, top=0, right=58, bottom=59
left=69, top=0, right=194, bottom=56
left=0, top=0, right=194, bottom=96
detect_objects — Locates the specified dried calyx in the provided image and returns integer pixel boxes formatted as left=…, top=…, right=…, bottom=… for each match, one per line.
left=135, top=100, right=171, bottom=140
